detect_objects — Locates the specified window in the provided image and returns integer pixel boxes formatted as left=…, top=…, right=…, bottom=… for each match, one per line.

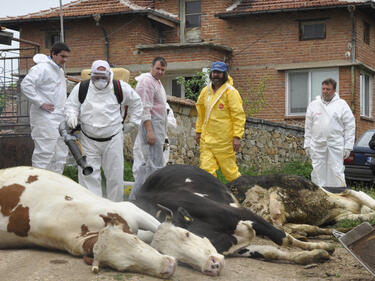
left=360, top=72, right=373, bottom=118
left=364, top=21, right=370, bottom=45
left=185, top=1, right=201, bottom=28
left=299, top=20, right=326, bottom=40
left=163, top=75, right=189, bottom=98
left=45, top=31, right=60, bottom=48
left=286, top=68, right=339, bottom=115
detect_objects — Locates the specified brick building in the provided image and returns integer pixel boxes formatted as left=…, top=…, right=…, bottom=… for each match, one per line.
left=1, top=0, right=375, bottom=138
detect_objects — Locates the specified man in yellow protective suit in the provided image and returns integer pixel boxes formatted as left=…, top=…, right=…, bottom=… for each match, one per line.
left=195, top=61, right=246, bottom=182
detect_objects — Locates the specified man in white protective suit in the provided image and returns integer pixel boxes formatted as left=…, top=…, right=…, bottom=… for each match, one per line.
left=64, top=60, right=143, bottom=202
left=304, top=78, right=355, bottom=187
left=132, top=102, right=177, bottom=181
left=128, top=57, right=168, bottom=201
left=21, top=42, right=70, bottom=174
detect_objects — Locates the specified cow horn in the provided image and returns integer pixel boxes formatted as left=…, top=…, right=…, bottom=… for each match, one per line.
left=156, top=203, right=174, bottom=222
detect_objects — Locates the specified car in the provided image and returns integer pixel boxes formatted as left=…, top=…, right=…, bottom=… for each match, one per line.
left=344, top=129, right=375, bottom=183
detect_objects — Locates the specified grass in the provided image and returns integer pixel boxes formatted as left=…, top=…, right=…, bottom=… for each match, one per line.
left=63, top=160, right=134, bottom=183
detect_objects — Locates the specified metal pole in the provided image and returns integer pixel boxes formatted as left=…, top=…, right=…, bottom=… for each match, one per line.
left=59, top=0, right=64, bottom=42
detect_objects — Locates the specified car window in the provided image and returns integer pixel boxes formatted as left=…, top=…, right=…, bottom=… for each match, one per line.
left=357, top=131, right=374, bottom=147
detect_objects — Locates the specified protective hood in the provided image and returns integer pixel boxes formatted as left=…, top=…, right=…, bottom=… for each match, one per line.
left=226, top=75, right=234, bottom=86
left=33, top=54, right=51, bottom=64
left=135, top=72, right=151, bottom=82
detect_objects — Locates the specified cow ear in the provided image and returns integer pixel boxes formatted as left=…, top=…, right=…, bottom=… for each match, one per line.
left=100, top=214, right=112, bottom=225
left=176, top=207, right=193, bottom=227
left=99, top=214, right=119, bottom=226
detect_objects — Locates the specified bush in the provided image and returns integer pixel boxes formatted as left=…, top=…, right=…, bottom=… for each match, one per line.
left=177, top=71, right=208, bottom=101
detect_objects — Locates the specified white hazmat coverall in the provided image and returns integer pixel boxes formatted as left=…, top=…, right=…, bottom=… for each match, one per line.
left=304, top=94, right=355, bottom=187
left=129, top=73, right=167, bottom=200
left=65, top=72, right=143, bottom=202
left=132, top=102, right=177, bottom=181
left=21, top=54, right=68, bottom=173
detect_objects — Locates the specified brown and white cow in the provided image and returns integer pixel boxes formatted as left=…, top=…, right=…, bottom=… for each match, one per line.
left=227, top=174, right=375, bottom=236
left=134, top=165, right=334, bottom=265
left=0, top=166, right=224, bottom=278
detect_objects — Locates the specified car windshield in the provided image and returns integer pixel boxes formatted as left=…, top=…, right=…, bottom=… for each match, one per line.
left=357, top=131, right=374, bottom=147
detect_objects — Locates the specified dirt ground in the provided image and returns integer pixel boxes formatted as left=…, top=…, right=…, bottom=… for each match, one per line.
left=1, top=236, right=374, bottom=281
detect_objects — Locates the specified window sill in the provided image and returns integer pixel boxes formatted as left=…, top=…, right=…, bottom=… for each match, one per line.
left=360, top=116, right=374, bottom=122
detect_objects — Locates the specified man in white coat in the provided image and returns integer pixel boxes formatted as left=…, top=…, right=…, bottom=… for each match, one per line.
left=128, top=57, right=168, bottom=200
left=132, top=102, right=177, bottom=181
left=64, top=60, right=143, bottom=202
left=304, top=78, right=355, bottom=187
left=21, top=42, right=70, bottom=174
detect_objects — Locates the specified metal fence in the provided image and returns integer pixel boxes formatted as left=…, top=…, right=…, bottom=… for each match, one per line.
left=0, top=41, right=39, bottom=168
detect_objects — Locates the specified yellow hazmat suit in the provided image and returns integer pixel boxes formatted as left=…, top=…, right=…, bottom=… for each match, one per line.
left=196, top=76, right=246, bottom=181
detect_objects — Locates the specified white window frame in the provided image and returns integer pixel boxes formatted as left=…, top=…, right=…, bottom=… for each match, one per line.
left=360, top=71, right=373, bottom=118
left=285, top=68, right=339, bottom=116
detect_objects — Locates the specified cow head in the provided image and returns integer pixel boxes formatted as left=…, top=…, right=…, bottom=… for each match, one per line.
left=92, top=222, right=176, bottom=279
left=151, top=222, right=224, bottom=276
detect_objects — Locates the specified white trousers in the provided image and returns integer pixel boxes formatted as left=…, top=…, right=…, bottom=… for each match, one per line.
left=129, top=119, right=166, bottom=200
left=32, top=136, right=67, bottom=174
left=78, top=132, right=124, bottom=202
left=310, top=144, right=346, bottom=187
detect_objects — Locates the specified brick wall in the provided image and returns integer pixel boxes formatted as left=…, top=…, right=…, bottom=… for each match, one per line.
left=16, top=1, right=375, bottom=140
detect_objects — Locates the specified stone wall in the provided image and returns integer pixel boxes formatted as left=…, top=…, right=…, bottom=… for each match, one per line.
left=123, top=96, right=309, bottom=172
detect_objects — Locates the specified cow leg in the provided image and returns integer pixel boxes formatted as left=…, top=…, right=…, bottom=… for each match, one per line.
left=283, top=223, right=332, bottom=236
left=232, top=245, right=330, bottom=265
left=346, top=190, right=375, bottom=210
left=281, top=233, right=335, bottom=253
left=335, top=212, right=375, bottom=222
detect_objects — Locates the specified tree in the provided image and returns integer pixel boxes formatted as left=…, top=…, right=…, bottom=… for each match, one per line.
left=177, top=71, right=208, bottom=101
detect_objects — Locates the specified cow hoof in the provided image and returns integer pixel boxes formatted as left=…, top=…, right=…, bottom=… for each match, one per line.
left=160, top=257, right=176, bottom=278
left=296, top=249, right=330, bottom=265
left=326, top=243, right=336, bottom=255
left=203, top=256, right=224, bottom=276
left=92, top=265, right=99, bottom=274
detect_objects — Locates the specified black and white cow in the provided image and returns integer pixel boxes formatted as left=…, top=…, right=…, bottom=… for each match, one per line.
left=134, top=164, right=334, bottom=265
left=227, top=174, right=375, bottom=236
left=0, top=166, right=223, bottom=278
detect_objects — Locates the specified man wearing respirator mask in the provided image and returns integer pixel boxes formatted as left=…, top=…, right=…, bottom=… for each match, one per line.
left=64, top=60, right=143, bottom=201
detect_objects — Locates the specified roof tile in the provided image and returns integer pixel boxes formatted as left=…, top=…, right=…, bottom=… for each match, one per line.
left=224, top=0, right=373, bottom=15
left=0, top=0, right=155, bottom=21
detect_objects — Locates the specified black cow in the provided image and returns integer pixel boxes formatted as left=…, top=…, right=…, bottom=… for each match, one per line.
left=134, top=165, right=334, bottom=265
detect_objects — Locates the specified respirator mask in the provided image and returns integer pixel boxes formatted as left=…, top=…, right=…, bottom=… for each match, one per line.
left=93, top=78, right=109, bottom=90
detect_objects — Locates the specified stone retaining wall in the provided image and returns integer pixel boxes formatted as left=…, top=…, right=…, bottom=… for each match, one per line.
left=123, top=96, right=309, bottom=173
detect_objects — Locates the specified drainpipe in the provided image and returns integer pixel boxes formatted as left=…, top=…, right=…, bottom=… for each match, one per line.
left=93, top=14, right=109, bottom=62
left=349, top=5, right=356, bottom=112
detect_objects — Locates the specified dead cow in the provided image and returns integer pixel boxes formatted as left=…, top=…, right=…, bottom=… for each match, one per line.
left=0, top=166, right=223, bottom=278
left=134, top=164, right=335, bottom=265
left=227, top=174, right=375, bottom=236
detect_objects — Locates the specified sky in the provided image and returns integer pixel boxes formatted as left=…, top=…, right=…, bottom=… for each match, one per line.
left=1, top=0, right=72, bottom=48
left=0, top=0, right=72, bottom=18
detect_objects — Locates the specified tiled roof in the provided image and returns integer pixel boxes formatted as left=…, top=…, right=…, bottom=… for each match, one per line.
left=0, top=0, right=177, bottom=21
left=219, top=0, right=374, bottom=17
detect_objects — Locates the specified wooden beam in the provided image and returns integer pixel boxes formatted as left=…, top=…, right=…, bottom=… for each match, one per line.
left=147, top=14, right=177, bottom=28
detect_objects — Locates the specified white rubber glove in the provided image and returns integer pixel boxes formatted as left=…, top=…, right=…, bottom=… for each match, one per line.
left=66, top=112, right=78, bottom=129
left=344, top=149, right=351, bottom=159
left=305, top=147, right=312, bottom=158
